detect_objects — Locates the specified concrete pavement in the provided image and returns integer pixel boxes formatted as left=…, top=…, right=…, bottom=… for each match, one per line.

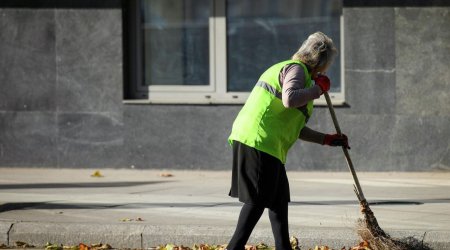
left=0, top=168, right=449, bottom=249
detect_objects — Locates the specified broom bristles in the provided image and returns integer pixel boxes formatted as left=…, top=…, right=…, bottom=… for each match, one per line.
left=357, top=200, right=432, bottom=250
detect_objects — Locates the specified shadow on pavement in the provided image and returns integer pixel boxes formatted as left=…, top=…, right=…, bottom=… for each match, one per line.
left=0, top=202, right=122, bottom=212
left=2, top=198, right=450, bottom=213
left=0, top=181, right=173, bottom=189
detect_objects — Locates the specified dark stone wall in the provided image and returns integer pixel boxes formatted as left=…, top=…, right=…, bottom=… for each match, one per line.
left=55, top=9, right=124, bottom=168
left=0, top=8, right=123, bottom=167
left=311, top=7, right=450, bottom=171
left=0, top=5, right=449, bottom=171
left=123, top=105, right=239, bottom=169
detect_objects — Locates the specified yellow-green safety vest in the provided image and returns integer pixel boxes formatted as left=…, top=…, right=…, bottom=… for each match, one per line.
left=228, top=60, right=314, bottom=164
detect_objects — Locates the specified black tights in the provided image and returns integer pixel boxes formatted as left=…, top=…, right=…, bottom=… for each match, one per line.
left=227, top=202, right=291, bottom=250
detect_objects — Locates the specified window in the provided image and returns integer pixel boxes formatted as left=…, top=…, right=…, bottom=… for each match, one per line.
left=142, top=0, right=210, bottom=87
left=125, top=0, right=344, bottom=105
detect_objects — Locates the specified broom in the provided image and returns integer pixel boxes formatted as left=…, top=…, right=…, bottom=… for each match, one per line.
left=323, top=92, right=427, bottom=250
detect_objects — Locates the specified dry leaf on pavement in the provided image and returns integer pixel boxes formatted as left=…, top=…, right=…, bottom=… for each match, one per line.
left=15, top=241, right=35, bottom=248
left=90, top=171, right=104, bottom=177
left=350, top=240, right=372, bottom=250
left=313, top=246, right=330, bottom=250
left=290, top=236, right=299, bottom=250
left=62, top=245, right=78, bottom=250
left=120, top=217, right=144, bottom=222
left=91, top=243, right=112, bottom=250
left=45, top=242, right=63, bottom=250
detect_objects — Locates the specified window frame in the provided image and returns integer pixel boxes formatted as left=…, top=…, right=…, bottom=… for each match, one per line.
left=124, top=0, right=345, bottom=105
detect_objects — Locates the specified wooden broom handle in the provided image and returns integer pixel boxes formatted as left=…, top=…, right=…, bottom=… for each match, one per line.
left=323, top=92, right=366, bottom=202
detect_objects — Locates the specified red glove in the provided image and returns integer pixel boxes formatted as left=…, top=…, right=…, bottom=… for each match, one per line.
left=314, top=75, right=331, bottom=93
left=323, top=133, right=350, bottom=149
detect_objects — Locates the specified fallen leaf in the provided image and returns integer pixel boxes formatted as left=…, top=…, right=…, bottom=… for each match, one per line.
left=349, top=240, right=373, bottom=250
left=160, top=173, right=173, bottom=177
left=15, top=241, right=27, bottom=247
left=199, top=244, right=210, bottom=250
left=244, top=245, right=256, bottom=250
left=15, top=241, right=35, bottom=248
left=91, top=171, right=104, bottom=177
left=214, top=244, right=227, bottom=250
left=77, top=243, right=111, bottom=250
left=255, top=243, right=269, bottom=250
left=290, top=236, right=299, bottom=250
left=165, top=244, right=176, bottom=250
left=103, top=244, right=112, bottom=249
left=45, top=242, right=63, bottom=250
left=62, top=245, right=78, bottom=250
left=79, top=243, right=89, bottom=250
left=46, top=246, right=62, bottom=250
left=313, top=246, right=330, bottom=250
left=360, top=241, right=370, bottom=247
left=120, top=218, right=133, bottom=222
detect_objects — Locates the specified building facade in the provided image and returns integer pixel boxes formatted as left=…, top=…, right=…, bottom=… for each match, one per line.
left=0, top=0, right=449, bottom=171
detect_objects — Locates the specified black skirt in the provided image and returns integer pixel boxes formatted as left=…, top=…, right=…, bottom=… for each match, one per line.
left=229, top=140, right=290, bottom=208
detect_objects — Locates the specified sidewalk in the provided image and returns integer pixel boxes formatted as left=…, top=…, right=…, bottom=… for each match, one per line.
left=0, top=168, right=449, bottom=249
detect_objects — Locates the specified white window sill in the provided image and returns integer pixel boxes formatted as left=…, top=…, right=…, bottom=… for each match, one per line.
left=123, top=92, right=346, bottom=106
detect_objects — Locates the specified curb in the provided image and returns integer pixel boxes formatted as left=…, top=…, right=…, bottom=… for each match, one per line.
left=2, top=222, right=450, bottom=249
left=0, top=222, right=12, bottom=246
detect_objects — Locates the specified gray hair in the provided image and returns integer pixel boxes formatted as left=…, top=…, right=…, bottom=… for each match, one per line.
left=292, top=32, right=338, bottom=69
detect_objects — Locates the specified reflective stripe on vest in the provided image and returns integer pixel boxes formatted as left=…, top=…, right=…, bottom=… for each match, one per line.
left=255, top=80, right=311, bottom=123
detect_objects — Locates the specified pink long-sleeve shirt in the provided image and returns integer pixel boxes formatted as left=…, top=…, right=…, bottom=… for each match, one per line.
left=279, top=63, right=322, bottom=108
left=278, top=63, right=325, bottom=144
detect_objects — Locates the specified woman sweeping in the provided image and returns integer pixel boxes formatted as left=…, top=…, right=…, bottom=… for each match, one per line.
left=227, top=31, right=350, bottom=250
